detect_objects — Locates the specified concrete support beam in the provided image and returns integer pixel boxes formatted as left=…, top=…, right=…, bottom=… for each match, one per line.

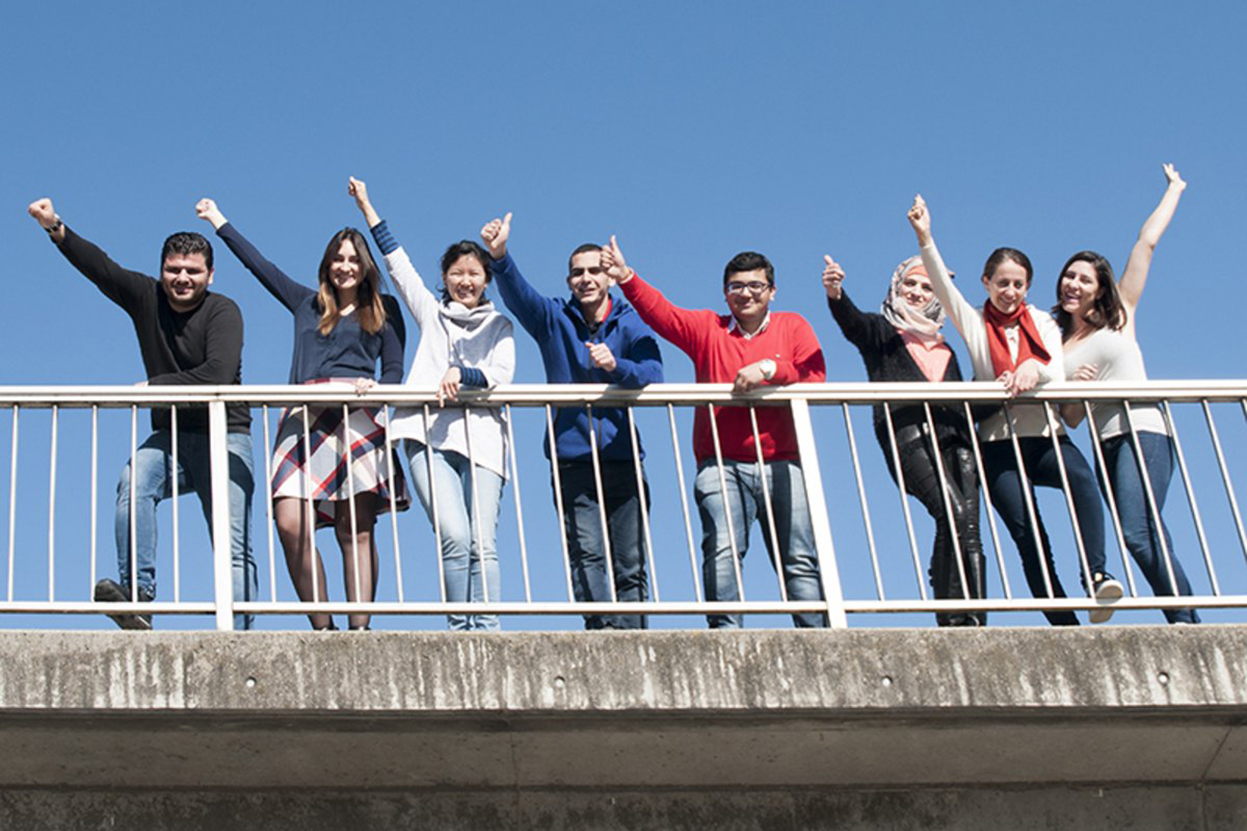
left=0, top=626, right=1244, bottom=827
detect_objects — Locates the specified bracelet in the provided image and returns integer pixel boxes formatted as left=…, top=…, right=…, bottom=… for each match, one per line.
left=44, top=217, right=62, bottom=235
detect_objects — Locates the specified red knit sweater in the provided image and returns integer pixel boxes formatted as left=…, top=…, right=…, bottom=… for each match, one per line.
left=619, top=272, right=826, bottom=462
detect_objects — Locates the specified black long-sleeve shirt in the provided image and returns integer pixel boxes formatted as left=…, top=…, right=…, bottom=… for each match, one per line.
left=827, top=290, right=968, bottom=455
left=216, top=223, right=405, bottom=385
left=55, top=226, right=251, bottom=434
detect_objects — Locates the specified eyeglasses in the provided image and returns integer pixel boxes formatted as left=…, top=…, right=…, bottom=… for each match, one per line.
left=569, top=266, right=605, bottom=278
left=725, top=280, right=772, bottom=295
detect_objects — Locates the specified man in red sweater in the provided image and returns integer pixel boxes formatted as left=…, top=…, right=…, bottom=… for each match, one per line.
left=604, top=238, right=828, bottom=628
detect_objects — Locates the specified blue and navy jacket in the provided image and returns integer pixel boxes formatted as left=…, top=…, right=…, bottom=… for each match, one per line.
left=490, top=252, right=664, bottom=462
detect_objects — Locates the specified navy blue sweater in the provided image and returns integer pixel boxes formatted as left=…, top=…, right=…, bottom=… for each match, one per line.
left=490, top=252, right=663, bottom=462
left=217, top=223, right=405, bottom=384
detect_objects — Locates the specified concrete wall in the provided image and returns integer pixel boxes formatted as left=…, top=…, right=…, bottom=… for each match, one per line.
left=1, top=626, right=1245, bottom=828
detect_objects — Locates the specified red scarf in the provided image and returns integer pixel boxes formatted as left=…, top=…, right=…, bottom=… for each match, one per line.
left=983, top=302, right=1050, bottom=377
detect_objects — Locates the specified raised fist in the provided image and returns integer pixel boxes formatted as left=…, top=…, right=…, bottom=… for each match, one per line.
left=907, top=194, right=932, bottom=245
left=195, top=198, right=228, bottom=230
left=27, top=198, right=57, bottom=229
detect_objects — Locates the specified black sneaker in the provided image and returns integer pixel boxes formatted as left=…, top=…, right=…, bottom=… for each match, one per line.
left=93, top=578, right=154, bottom=631
left=1089, top=572, right=1124, bottom=624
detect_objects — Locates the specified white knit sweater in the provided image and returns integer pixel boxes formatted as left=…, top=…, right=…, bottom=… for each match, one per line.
left=383, top=247, right=515, bottom=478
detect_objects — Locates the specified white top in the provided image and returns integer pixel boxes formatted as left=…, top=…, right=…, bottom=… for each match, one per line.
left=920, top=240, right=1066, bottom=442
left=1063, top=328, right=1168, bottom=439
left=384, top=247, right=516, bottom=478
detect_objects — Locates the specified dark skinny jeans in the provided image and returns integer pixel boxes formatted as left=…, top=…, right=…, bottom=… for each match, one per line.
left=981, top=435, right=1107, bottom=626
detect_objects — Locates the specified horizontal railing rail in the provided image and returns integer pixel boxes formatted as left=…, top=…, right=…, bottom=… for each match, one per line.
left=1, top=382, right=1245, bottom=630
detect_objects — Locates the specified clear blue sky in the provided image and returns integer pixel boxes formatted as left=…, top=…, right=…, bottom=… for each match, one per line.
left=4, top=1, right=1246, bottom=629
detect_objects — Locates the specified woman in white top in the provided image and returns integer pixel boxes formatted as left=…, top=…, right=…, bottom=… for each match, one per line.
left=350, top=178, right=516, bottom=631
left=907, top=196, right=1123, bottom=625
left=1056, top=163, right=1198, bottom=624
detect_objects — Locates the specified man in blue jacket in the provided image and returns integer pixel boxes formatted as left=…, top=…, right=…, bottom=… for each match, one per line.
left=481, top=213, right=663, bottom=628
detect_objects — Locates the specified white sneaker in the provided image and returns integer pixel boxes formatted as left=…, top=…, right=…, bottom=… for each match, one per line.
left=1089, top=573, right=1124, bottom=624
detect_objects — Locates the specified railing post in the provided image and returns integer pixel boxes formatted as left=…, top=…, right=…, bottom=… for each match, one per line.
left=790, top=398, right=848, bottom=628
left=208, top=401, right=235, bottom=631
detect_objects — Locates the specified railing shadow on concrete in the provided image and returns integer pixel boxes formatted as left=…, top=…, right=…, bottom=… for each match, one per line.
left=1, top=381, right=1246, bottom=630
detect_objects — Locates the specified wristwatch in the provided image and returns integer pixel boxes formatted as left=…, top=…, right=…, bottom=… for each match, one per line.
left=759, top=359, right=777, bottom=381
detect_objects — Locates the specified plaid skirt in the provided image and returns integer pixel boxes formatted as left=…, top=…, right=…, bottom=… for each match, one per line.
left=271, top=401, right=410, bottom=528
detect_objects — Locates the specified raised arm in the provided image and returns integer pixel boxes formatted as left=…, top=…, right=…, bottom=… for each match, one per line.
left=1118, top=163, right=1186, bottom=319
left=605, top=235, right=709, bottom=355
left=479, top=212, right=557, bottom=337
left=908, top=195, right=988, bottom=361
left=823, top=255, right=896, bottom=353
left=348, top=177, right=382, bottom=229
left=29, top=197, right=154, bottom=310
left=348, top=177, right=438, bottom=323
left=197, top=198, right=311, bottom=312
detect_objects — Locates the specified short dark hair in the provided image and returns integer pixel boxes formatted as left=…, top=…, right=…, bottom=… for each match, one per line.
left=568, top=242, right=603, bottom=274
left=1052, top=250, right=1126, bottom=336
left=161, top=231, right=213, bottom=271
left=723, top=251, right=774, bottom=287
left=439, top=240, right=492, bottom=304
left=981, top=247, right=1032, bottom=286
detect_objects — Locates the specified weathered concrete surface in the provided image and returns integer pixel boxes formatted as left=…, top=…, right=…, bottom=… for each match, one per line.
left=0, top=626, right=1244, bottom=827
left=0, top=785, right=1243, bottom=831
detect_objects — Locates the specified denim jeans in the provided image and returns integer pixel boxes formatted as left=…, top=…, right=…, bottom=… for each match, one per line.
left=981, top=436, right=1107, bottom=626
left=694, top=458, right=827, bottom=629
left=1099, top=432, right=1199, bottom=624
left=407, top=441, right=504, bottom=631
left=557, top=461, right=649, bottom=630
left=115, top=429, right=257, bottom=629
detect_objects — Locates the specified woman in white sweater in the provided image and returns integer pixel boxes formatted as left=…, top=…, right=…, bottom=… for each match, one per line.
left=350, top=178, right=515, bottom=631
left=1056, top=164, right=1198, bottom=623
left=906, top=195, right=1122, bottom=625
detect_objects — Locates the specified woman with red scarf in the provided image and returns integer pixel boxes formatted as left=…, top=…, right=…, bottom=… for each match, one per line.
left=905, top=195, right=1123, bottom=625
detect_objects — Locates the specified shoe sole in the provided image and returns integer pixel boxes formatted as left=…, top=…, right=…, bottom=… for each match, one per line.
left=1089, top=581, right=1124, bottom=624
left=94, top=582, right=153, bottom=631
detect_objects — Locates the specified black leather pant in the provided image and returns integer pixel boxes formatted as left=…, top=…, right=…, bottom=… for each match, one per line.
left=891, top=426, right=987, bottom=626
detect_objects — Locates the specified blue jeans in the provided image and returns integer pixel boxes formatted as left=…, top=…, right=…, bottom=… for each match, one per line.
left=115, top=429, right=257, bottom=629
left=407, top=441, right=504, bottom=631
left=557, top=461, right=649, bottom=630
left=981, top=436, right=1107, bottom=627
left=694, top=458, right=827, bottom=629
left=1099, top=432, right=1199, bottom=624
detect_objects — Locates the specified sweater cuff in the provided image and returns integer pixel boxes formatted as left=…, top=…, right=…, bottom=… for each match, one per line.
left=370, top=220, right=398, bottom=256
left=457, top=365, right=487, bottom=388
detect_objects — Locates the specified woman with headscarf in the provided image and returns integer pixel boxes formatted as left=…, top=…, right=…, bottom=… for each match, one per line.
left=824, top=254, right=986, bottom=625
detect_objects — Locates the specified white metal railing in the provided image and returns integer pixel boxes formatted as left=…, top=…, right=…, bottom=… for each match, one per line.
left=2, top=382, right=1246, bottom=630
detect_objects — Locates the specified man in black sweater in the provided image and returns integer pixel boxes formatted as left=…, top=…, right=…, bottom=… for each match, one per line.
left=28, top=198, right=256, bottom=630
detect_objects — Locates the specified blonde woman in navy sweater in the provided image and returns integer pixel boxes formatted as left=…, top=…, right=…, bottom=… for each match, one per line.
left=824, top=255, right=985, bottom=625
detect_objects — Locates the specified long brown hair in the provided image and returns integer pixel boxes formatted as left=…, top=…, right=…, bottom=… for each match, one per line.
left=1051, top=250, right=1127, bottom=338
left=316, top=228, right=386, bottom=336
